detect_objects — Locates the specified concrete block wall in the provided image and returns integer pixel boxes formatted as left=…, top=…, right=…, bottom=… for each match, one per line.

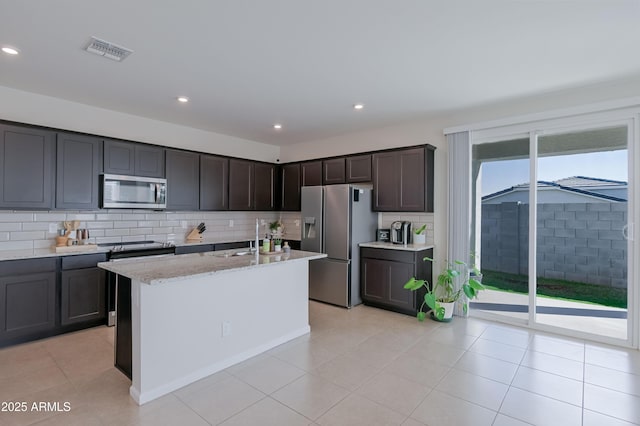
left=481, top=202, right=628, bottom=287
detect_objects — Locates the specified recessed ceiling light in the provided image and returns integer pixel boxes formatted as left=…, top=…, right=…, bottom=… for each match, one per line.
left=353, top=103, right=364, bottom=110
left=177, top=96, right=189, bottom=103
left=1, top=46, right=19, bottom=55
left=273, top=124, right=283, bottom=130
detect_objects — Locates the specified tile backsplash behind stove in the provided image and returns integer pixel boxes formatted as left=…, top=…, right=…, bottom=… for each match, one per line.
left=0, top=210, right=433, bottom=252
left=0, top=210, right=302, bottom=252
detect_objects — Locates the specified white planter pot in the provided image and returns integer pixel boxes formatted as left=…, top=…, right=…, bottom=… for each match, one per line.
left=413, top=234, right=426, bottom=245
left=440, top=302, right=455, bottom=319
left=274, top=245, right=282, bottom=252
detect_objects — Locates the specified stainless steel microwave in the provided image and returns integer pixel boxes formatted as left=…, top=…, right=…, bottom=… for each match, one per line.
left=101, top=174, right=167, bottom=209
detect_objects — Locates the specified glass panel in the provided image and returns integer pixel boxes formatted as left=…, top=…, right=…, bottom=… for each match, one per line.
left=536, top=126, right=628, bottom=340
left=104, top=179, right=156, bottom=204
left=471, top=138, right=530, bottom=321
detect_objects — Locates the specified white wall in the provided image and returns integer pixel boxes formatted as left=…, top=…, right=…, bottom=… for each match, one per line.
left=0, top=85, right=279, bottom=162
left=279, top=76, right=640, bottom=267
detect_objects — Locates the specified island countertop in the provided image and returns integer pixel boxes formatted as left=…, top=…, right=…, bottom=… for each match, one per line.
left=98, top=249, right=326, bottom=285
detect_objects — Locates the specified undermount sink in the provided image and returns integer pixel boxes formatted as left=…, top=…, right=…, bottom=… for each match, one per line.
left=232, top=250, right=254, bottom=256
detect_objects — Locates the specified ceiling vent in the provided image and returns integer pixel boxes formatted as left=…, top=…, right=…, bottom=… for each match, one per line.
left=85, top=36, right=133, bottom=62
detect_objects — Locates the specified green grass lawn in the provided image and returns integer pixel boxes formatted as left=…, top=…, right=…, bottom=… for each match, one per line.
left=481, top=270, right=627, bottom=309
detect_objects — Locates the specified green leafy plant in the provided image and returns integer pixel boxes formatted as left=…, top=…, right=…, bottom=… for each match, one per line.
left=269, top=221, right=281, bottom=232
left=404, top=257, right=485, bottom=321
left=414, top=224, right=427, bottom=235
left=273, top=237, right=282, bottom=246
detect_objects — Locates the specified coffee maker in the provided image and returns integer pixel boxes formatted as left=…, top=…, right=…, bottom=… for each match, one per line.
left=390, top=221, right=411, bottom=244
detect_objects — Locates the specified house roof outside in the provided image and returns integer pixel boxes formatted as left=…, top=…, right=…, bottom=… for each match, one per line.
left=482, top=176, right=628, bottom=203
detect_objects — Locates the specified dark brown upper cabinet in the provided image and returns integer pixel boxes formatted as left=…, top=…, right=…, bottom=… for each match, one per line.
left=228, top=160, right=276, bottom=211
left=165, top=149, right=199, bottom=210
left=0, top=124, right=55, bottom=210
left=229, top=159, right=254, bottom=210
left=346, top=154, right=372, bottom=183
left=104, top=140, right=165, bottom=177
left=56, top=133, right=103, bottom=210
left=254, top=163, right=276, bottom=211
left=372, top=146, right=434, bottom=212
left=280, top=163, right=301, bottom=211
left=200, top=154, right=228, bottom=211
left=134, top=144, right=165, bottom=178
left=301, top=161, right=322, bottom=186
left=322, top=158, right=346, bottom=185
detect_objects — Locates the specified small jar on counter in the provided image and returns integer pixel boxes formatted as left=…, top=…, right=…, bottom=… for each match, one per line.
left=283, top=241, right=290, bottom=254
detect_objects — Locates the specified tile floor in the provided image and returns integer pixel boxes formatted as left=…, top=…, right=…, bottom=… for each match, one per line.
left=1, top=301, right=639, bottom=426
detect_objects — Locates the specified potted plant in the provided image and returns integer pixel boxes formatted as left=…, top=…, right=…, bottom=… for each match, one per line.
left=404, top=257, right=485, bottom=321
left=269, top=220, right=282, bottom=237
left=413, top=224, right=427, bottom=245
left=273, top=237, right=282, bottom=252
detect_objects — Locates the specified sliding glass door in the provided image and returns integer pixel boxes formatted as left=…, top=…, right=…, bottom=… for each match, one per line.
left=470, top=118, right=633, bottom=344
left=535, top=127, right=628, bottom=340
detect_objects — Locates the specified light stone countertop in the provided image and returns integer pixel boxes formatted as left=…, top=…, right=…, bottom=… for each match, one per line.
left=98, top=249, right=326, bottom=285
left=359, top=241, right=435, bottom=252
left=0, top=236, right=302, bottom=262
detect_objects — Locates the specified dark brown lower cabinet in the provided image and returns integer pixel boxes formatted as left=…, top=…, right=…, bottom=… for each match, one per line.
left=60, top=268, right=106, bottom=326
left=0, top=258, right=57, bottom=347
left=360, top=247, right=433, bottom=316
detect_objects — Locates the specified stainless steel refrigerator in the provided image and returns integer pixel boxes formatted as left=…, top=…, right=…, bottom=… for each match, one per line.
left=301, top=184, right=377, bottom=308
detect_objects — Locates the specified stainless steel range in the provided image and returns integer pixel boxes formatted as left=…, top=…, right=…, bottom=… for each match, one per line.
left=102, top=241, right=176, bottom=326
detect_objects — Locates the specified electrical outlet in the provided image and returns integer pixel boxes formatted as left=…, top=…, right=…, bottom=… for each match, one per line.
left=229, top=220, right=234, bottom=227
left=48, top=223, right=58, bottom=234
left=260, top=219, right=266, bottom=226
left=295, top=220, right=300, bottom=227
left=221, top=321, right=232, bottom=337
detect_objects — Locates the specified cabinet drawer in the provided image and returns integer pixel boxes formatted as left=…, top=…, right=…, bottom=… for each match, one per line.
left=361, top=247, right=415, bottom=263
left=61, top=253, right=108, bottom=270
left=0, top=258, right=56, bottom=275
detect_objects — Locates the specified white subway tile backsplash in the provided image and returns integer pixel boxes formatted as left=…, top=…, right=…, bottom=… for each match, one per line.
left=121, top=213, right=146, bottom=220
left=0, top=240, right=33, bottom=251
left=130, top=228, right=153, bottom=236
left=11, top=231, right=45, bottom=241
left=88, top=222, right=114, bottom=229
left=113, top=221, right=138, bottom=229
left=0, top=209, right=291, bottom=251
left=0, top=223, right=22, bottom=231
left=67, top=214, right=96, bottom=221
left=96, top=213, right=123, bottom=221
left=105, top=229, right=130, bottom=237
left=34, top=213, right=67, bottom=221
left=0, top=213, right=34, bottom=222
left=22, top=222, right=52, bottom=231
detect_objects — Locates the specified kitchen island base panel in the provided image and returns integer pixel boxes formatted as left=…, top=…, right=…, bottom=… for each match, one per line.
left=129, top=260, right=310, bottom=405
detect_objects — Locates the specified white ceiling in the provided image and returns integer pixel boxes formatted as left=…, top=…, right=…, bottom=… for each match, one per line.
left=1, top=1, right=639, bottom=146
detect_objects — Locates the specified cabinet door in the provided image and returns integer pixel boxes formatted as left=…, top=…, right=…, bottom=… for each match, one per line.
left=200, top=154, right=228, bottom=210
left=0, top=272, right=56, bottom=343
left=301, top=161, right=322, bottom=186
left=254, top=163, right=275, bottom=210
left=166, top=149, right=200, bottom=210
left=135, top=144, right=165, bottom=178
left=322, top=158, right=346, bottom=185
left=56, top=133, right=102, bottom=209
left=398, top=147, right=425, bottom=211
left=0, top=124, right=55, bottom=209
left=372, top=152, right=398, bottom=211
left=386, top=261, right=416, bottom=311
left=361, top=258, right=387, bottom=303
left=104, top=140, right=135, bottom=175
left=346, top=154, right=372, bottom=183
left=60, top=268, right=106, bottom=326
left=280, top=163, right=300, bottom=211
left=229, top=159, right=254, bottom=210
left=175, top=244, right=214, bottom=255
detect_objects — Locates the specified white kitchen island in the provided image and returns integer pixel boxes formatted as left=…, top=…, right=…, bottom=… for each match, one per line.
left=98, top=249, right=326, bottom=405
